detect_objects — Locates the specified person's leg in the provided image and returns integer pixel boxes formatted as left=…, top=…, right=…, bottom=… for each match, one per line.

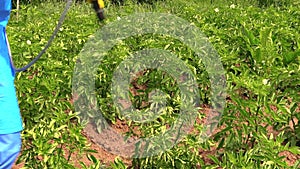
left=0, top=132, right=21, bottom=169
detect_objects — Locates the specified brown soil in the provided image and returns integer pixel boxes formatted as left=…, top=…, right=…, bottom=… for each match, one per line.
left=279, top=151, right=300, bottom=167
left=11, top=105, right=300, bottom=169
left=12, top=73, right=300, bottom=168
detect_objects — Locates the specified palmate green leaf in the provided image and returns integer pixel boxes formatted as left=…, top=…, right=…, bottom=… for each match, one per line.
left=288, top=146, right=300, bottom=155
left=111, top=157, right=127, bottom=169
left=259, top=28, right=273, bottom=49
left=244, top=27, right=259, bottom=46
left=292, top=160, right=300, bottom=169
left=217, top=137, right=225, bottom=149
left=283, top=50, right=300, bottom=65
left=207, top=155, right=220, bottom=165
left=254, top=47, right=262, bottom=63
left=226, top=152, right=237, bottom=165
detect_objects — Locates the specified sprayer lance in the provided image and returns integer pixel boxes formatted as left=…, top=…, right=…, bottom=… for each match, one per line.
left=88, top=0, right=105, bottom=21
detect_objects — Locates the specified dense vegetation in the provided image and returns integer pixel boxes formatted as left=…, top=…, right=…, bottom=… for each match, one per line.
left=7, top=0, right=300, bottom=168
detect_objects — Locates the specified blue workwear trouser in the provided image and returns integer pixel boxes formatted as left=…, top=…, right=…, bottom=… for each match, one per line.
left=0, top=1, right=23, bottom=168
left=0, top=132, right=21, bottom=169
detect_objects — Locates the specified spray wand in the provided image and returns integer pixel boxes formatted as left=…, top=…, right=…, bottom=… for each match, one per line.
left=13, top=0, right=105, bottom=72
left=88, top=0, right=105, bottom=21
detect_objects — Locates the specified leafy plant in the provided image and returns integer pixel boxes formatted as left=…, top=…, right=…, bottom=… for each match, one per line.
left=7, top=0, right=300, bottom=168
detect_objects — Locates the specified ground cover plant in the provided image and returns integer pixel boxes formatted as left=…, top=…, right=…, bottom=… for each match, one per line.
left=7, top=0, right=300, bottom=168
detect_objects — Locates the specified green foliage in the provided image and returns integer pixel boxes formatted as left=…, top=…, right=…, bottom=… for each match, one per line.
left=7, top=0, right=300, bottom=168
left=256, top=0, right=292, bottom=7
left=9, top=2, right=100, bottom=168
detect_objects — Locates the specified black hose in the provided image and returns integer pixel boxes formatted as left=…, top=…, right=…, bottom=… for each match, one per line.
left=13, top=0, right=73, bottom=72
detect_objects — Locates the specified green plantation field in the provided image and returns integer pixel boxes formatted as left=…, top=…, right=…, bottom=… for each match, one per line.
left=7, top=0, right=300, bottom=168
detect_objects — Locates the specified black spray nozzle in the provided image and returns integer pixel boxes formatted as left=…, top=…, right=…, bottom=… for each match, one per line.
left=91, top=0, right=105, bottom=21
